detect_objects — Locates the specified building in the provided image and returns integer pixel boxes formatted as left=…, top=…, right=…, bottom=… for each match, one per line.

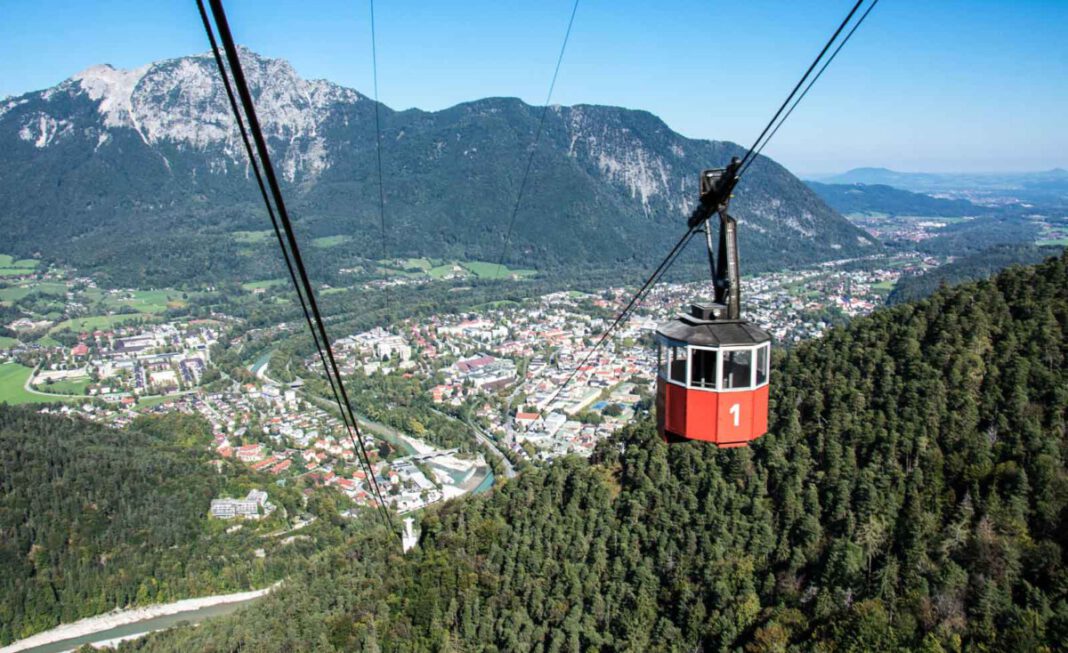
left=209, top=489, right=274, bottom=520
left=455, top=355, right=517, bottom=391
left=236, top=443, right=265, bottom=462
left=514, top=411, right=542, bottom=430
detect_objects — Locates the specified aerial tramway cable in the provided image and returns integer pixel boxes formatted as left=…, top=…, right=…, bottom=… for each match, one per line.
left=738, top=0, right=881, bottom=179
left=193, top=1, right=353, bottom=470
left=495, top=0, right=581, bottom=277
left=198, top=0, right=399, bottom=542
left=370, top=0, right=390, bottom=307
left=736, top=0, right=867, bottom=173
left=543, top=227, right=699, bottom=410
left=543, top=0, right=879, bottom=412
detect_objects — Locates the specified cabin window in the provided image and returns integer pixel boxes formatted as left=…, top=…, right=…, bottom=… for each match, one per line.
left=657, top=342, right=668, bottom=379
left=669, top=345, right=688, bottom=384
left=690, top=348, right=718, bottom=389
left=721, top=349, right=753, bottom=389
left=756, top=344, right=769, bottom=386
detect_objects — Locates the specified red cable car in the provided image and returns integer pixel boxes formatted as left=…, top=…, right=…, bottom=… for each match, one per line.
left=656, top=157, right=772, bottom=447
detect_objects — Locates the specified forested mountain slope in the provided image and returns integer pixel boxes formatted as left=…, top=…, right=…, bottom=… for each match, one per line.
left=0, top=50, right=876, bottom=286
left=120, top=253, right=1068, bottom=651
left=806, top=181, right=983, bottom=217
left=0, top=410, right=319, bottom=645
left=887, top=244, right=1064, bottom=305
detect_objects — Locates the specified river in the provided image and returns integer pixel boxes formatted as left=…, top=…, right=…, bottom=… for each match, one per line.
left=472, top=469, right=496, bottom=494
left=4, top=593, right=269, bottom=653
left=247, top=349, right=273, bottom=378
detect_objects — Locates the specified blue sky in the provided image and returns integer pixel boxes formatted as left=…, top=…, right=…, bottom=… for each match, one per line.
left=2, top=0, right=1065, bottom=174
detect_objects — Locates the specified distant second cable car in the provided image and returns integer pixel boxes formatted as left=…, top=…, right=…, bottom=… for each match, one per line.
left=655, top=157, right=772, bottom=447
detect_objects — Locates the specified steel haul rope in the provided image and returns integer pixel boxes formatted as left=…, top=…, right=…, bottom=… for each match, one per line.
left=495, top=0, right=581, bottom=278
left=199, top=0, right=399, bottom=543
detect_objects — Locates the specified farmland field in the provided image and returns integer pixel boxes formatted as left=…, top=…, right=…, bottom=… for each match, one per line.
left=311, top=235, right=352, bottom=248
left=0, top=281, right=67, bottom=306
left=242, top=278, right=287, bottom=291
left=49, top=313, right=154, bottom=334
left=103, top=289, right=186, bottom=314
left=33, top=375, right=91, bottom=396
left=461, top=260, right=537, bottom=279
left=0, top=363, right=67, bottom=404
left=232, top=230, right=273, bottom=244
left=0, top=253, right=39, bottom=277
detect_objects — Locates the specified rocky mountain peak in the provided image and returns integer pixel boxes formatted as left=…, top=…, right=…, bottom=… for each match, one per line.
left=13, top=48, right=363, bottom=179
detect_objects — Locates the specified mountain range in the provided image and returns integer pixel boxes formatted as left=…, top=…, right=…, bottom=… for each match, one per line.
left=0, top=48, right=877, bottom=286
left=805, top=181, right=983, bottom=217
left=812, top=167, right=1068, bottom=197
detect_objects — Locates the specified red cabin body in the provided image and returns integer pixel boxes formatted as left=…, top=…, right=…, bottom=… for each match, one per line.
left=656, top=304, right=772, bottom=447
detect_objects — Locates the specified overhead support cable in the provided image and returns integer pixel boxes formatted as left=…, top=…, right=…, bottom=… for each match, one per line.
left=370, top=0, right=390, bottom=298
left=193, top=2, right=352, bottom=467
left=543, top=227, right=699, bottom=411
left=198, top=0, right=398, bottom=543
left=739, top=0, right=880, bottom=178
left=736, top=0, right=867, bottom=173
left=495, top=0, right=581, bottom=278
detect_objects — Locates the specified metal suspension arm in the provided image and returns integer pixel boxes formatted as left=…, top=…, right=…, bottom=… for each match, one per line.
left=688, top=156, right=742, bottom=229
left=686, top=156, right=743, bottom=320
left=715, top=210, right=740, bottom=319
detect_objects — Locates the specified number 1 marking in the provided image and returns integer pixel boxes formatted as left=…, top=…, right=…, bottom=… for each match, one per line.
left=729, top=403, right=740, bottom=427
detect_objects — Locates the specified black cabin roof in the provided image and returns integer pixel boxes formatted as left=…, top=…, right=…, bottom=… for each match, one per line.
left=656, top=315, right=771, bottom=347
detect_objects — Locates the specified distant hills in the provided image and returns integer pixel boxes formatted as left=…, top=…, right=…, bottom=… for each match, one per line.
left=806, top=181, right=982, bottom=217
left=887, top=243, right=1063, bottom=304
left=807, top=175, right=1066, bottom=257
left=812, top=166, right=1068, bottom=196
left=0, top=49, right=876, bottom=287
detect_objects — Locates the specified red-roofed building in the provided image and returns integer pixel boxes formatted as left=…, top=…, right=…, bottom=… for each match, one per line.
left=456, top=355, right=495, bottom=372
left=236, top=443, right=265, bottom=463
left=337, top=478, right=357, bottom=491
left=515, top=412, right=541, bottom=430
left=269, top=459, right=292, bottom=475
left=431, top=384, right=451, bottom=403
left=71, top=343, right=89, bottom=357
left=251, top=457, right=278, bottom=472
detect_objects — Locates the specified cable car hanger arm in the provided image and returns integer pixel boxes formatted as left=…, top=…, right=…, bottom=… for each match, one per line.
left=685, top=156, right=743, bottom=320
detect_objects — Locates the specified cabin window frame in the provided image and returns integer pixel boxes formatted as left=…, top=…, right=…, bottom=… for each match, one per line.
left=669, top=343, right=689, bottom=385
left=719, top=347, right=755, bottom=391
left=755, top=342, right=770, bottom=386
left=657, top=337, right=690, bottom=387
left=689, top=346, right=719, bottom=390
left=683, top=343, right=771, bottom=393
left=658, top=336, right=771, bottom=392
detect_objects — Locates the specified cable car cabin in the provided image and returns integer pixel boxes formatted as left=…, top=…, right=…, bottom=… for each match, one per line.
left=656, top=303, right=771, bottom=447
